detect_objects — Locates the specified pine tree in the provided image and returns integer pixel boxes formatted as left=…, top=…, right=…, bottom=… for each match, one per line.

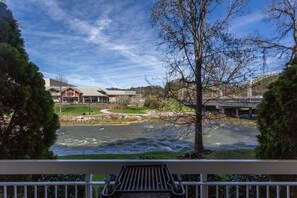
left=0, top=3, right=26, bottom=56
left=256, top=58, right=297, bottom=159
left=0, top=2, right=59, bottom=159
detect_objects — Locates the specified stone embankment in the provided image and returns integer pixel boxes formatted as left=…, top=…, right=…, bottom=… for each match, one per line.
left=59, top=111, right=156, bottom=125
left=58, top=109, right=187, bottom=125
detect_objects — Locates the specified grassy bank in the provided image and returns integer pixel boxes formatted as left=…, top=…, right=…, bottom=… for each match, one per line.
left=162, top=102, right=193, bottom=112
left=108, top=106, right=148, bottom=114
left=206, top=149, right=255, bottom=159
left=221, top=117, right=257, bottom=127
left=59, top=151, right=184, bottom=160
left=55, top=104, right=101, bottom=115
left=54, top=104, right=257, bottom=127
left=59, top=149, right=255, bottom=180
left=59, top=149, right=256, bottom=160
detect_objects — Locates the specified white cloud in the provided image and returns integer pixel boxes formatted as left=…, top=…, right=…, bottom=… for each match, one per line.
left=67, top=74, right=104, bottom=87
left=42, top=71, right=58, bottom=79
left=28, top=0, right=164, bottom=88
left=230, top=12, right=265, bottom=33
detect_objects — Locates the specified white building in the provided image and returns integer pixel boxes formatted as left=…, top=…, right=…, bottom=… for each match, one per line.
left=44, top=78, right=136, bottom=103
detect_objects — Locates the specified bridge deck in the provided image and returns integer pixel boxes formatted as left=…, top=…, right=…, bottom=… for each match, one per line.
left=203, top=98, right=262, bottom=109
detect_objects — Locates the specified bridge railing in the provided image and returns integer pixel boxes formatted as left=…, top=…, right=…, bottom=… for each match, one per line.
left=1, top=160, right=297, bottom=198
left=203, top=98, right=262, bottom=103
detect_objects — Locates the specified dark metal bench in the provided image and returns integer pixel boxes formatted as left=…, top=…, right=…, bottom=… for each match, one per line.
left=102, top=164, right=185, bottom=198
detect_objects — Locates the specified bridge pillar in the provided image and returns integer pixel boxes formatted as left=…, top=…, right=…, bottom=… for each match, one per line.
left=247, top=79, right=253, bottom=98
left=235, top=108, right=239, bottom=118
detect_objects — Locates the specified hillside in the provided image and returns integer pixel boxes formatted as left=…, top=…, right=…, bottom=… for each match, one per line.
left=107, top=86, right=164, bottom=97
left=252, top=74, right=280, bottom=97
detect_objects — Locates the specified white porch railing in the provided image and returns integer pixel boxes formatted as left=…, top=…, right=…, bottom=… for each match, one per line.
left=1, top=160, right=297, bottom=198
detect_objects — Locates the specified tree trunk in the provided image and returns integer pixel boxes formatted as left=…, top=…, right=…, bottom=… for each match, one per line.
left=292, top=19, right=297, bottom=59
left=59, top=94, right=62, bottom=113
left=195, top=65, right=203, bottom=153
left=193, top=0, right=206, bottom=154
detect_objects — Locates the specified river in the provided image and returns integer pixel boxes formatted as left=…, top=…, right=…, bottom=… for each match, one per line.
left=51, top=121, right=259, bottom=156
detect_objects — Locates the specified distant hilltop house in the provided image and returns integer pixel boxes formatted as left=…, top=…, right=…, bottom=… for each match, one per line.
left=44, top=78, right=136, bottom=104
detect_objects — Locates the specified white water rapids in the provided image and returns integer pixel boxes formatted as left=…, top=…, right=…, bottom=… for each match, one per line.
left=51, top=122, right=258, bottom=156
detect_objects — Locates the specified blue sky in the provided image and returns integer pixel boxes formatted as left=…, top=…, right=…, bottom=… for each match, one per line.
left=7, top=0, right=284, bottom=88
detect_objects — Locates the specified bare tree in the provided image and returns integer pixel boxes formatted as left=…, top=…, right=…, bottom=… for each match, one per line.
left=55, top=75, right=68, bottom=114
left=151, top=0, right=254, bottom=154
left=130, top=95, right=143, bottom=107
left=115, top=96, right=131, bottom=107
left=252, top=0, right=297, bottom=62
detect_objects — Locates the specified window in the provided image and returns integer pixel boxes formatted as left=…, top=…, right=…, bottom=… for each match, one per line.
left=67, top=91, right=73, bottom=97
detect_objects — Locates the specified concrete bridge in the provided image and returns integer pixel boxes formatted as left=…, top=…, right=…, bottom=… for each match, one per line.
left=203, top=98, right=263, bottom=118
left=203, top=98, right=262, bottom=108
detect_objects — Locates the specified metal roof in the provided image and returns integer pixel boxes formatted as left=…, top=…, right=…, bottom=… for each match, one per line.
left=43, top=78, right=74, bottom=87
left=76, top=87, right=108, bottom=97
left=45, top=86, right=136, bottom=97
left=107, top=90, right=136, bottom=96
left=61, top=87, right=82, bottom=93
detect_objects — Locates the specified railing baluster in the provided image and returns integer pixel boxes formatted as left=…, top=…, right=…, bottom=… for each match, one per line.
left=276, top=185, right=280, bottom=198
left=256, top=185, right=259, bottom=198
left=14, top=185, right=17, bottom=198
left=200, top=174, right=208, bottom=198
left=86, top=174, right=93, bottom=198
left=226, top=185, right=229, bottom=198
left=34, top=185, right=37, bottom=198
left=286, top=185, right=290, bottom=198
left=65, top=185, right=68, bottom=198
left=185, top=185, right=188, bottom=198
left=246, top=185, right=249, bottom=198
left=55, top=185, right=58, bottom=198
left=216, top=185, right=219, bottom=198
left=236, top=185, right=239, bottom=198
left=24, top=185, right=27, bottom=198
left=266, top=185, right=269, bottom=198
left=195, top=185, right=198, bottom=198
left=44, top=185, right=48, bottom=198
left=75, top=185, right=78, bottom=198
left=3, top=185, right=7, bottom=198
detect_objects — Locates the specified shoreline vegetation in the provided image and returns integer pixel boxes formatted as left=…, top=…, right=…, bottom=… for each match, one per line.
left=108, top=106, right=148, bottom=114
left=59, top=149, right=256, bottom=160
left=56, top=104, right=257, bottom=127
left=59, top=113, right=257, bottom=127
